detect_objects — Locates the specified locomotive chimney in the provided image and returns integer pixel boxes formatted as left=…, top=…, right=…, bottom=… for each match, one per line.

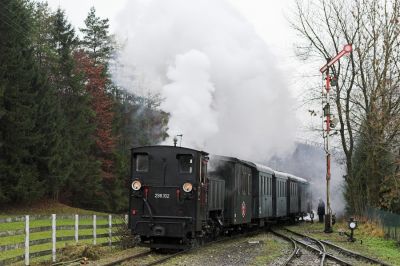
left=173, top=136, right=178, bottom=147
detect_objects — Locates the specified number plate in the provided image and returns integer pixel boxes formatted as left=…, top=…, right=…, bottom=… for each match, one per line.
left=154, top=193, right=170, bottom=199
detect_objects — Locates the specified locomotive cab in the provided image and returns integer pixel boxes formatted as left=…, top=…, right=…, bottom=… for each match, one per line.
left=129, top=146, right=209, bottom=249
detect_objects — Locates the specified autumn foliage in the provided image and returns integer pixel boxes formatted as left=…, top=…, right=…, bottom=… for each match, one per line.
left=74, top=50, right=115, bottom=181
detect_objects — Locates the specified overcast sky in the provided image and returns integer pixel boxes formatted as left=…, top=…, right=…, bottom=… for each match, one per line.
left=38, top=0, right=295, bottom=59
left=37, top=0, right=299, bottom=73
left=36, top=0, right=322, bottom=143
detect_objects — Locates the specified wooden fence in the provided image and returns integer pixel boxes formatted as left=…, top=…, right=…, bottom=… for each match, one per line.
left=0, top=214, right=128, bottom=266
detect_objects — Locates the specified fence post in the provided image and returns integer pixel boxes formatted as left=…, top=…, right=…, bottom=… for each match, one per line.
left=125, top=214, right=128, bottom=224
left=93, top=215, right=96, bottom=245
left=108, top=214, right=112, bottom=247
left=25, top=215, right=29, bottom=266
left=52, top=214, right=56, bottom=262
left=75, top=214, right=79, bottom=243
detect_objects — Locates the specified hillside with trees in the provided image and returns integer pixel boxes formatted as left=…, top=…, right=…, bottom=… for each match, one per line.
left=0, top=0, right=168, bottom=212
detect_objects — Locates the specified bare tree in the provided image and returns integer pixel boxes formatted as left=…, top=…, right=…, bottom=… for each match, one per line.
left=291, top=0, right=400, bottom=213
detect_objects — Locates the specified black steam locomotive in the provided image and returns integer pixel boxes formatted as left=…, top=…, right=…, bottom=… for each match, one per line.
left=129, top=145, right=311, bottom=249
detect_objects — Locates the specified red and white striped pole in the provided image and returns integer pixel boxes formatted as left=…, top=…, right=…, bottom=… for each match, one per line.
left=319, top=44, right=352, bottom=233
left=324, top=61, right=333, bottom=233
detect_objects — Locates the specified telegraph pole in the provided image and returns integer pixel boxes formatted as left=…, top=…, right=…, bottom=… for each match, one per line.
left=319, top=44, right=352, bottom=233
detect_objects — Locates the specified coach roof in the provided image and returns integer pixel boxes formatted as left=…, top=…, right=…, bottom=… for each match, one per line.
left=253, top=163, right=274, bottom=174
left=274, top=171, right=289, bottom=180
left=287, top=173, right=308, bottom=184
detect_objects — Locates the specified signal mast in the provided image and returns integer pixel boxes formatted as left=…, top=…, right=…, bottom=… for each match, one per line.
left=319, top=44, right=352, bottom=233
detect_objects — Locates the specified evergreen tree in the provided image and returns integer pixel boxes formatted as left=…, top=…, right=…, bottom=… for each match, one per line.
left=31, top=2, right=56, bottom=71
left=0, top=0, right=45, bottom=204
left=29, top=5, right=67, bottom=200
left=50, top=10, right=102, bottom=208
left=80, top=7, right=114, bottom=66
left=0, top=83, right=6, bottom=202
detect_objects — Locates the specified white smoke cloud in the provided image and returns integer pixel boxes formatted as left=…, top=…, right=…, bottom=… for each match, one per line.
left=114, top=0, right=299, bottom=161
left=162, top=50, right=218, bottom=148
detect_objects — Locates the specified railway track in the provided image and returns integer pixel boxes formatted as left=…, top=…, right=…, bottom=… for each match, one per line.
left=271, top=227, right=390, bottom=266
left=101, top=248, right=191, bottom=266
left=270, top=230, right=300, bottom=265
left=271, top=228, right=334, bottom=266
left=100, top=229, right=265, bottom=266
left=102, top=250, right=154, bottom=266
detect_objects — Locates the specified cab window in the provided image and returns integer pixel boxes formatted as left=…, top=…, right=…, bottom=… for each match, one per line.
left=135, top=154, right=149, bottom=172
left=178, top=154, right=193, bottom=173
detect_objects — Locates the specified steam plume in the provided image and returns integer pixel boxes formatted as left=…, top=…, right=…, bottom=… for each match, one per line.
left=114, top=0, right=299, bottom=161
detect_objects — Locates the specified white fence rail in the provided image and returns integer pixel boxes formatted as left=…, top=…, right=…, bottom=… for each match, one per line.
left=0, top=214, right=128, bottom=266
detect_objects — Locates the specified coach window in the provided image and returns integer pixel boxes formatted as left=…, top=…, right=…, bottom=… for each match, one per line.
left=244, top=175, right=246, bottom=195
left=178, top=154, right=193, bottom=173
left=278, top=181, right=280, bottom=197
left=247, top=173, right=250, bottom=195
left=264, top=176, right=267, bottom=195
left=241, top=173, right=246, bottom=195
left=283, top=181, right=286, bottom=197
left=277, top=181, right=279, bottom=197
left=135, top=154, right=149, bottom=172
left=261, top=176, right=264, bottom=195
left=269, top=177, right=272, bottom=196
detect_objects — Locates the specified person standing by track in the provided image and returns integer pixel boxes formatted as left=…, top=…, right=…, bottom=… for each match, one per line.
left=317, top=199, right=325, bottom=223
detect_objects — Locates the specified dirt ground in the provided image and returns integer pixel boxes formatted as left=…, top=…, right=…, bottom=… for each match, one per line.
left=162, top=232, right=289, bottom=266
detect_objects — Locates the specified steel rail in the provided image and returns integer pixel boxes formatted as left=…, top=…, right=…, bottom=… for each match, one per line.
left=102, top=228, right=266, bottom=266
left=143, top=249, right=189, bottom=266
left=284, top=227, right=391, bottom=266
left=142, top=229, right=266, bottom=266
left=270, top=229, right=299, bottom=266
left=102, top=250, right=153, bottom=266
left=282, top=228, right=351, bottom=266
left=319, top=240, right=391, bottom=266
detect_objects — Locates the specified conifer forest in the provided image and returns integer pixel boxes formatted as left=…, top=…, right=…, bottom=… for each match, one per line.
left=0, top=0, right=168, bottom=212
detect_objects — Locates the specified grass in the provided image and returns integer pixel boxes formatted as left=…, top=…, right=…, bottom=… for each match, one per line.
left=287, top=221, right=400, bottom=266
left=0, top=201, right=127, bottom=264
left=0, top=201, right=107, bottom=218
left=249, top=236, right=289, bottom=265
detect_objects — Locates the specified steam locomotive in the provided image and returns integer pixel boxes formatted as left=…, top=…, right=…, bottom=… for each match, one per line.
left=128, top=145, right=311, bottom=249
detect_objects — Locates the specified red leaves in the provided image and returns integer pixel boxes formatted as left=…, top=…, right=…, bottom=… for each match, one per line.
left=74, top=50, right=115, bottom=181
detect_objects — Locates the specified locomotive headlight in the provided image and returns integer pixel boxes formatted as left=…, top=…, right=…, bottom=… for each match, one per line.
left=131, top=180, right=142, bottom=191
left=182, top=182, right=193, bottom=193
